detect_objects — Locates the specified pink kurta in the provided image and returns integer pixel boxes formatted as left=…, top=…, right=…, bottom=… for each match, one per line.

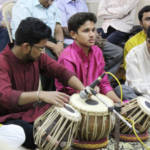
left=55, top=42, right=113, bottom=95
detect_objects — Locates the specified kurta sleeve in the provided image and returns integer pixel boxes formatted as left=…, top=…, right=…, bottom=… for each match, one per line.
left=55, top=58, right=77, bottom=95
left=0, top=56, right=22, bottom=110
left=97, top=0, right=139, bottom=19
left=56, top=1, right=68, bottom=27
left=106, top=0, right=139, bottom=19
left=39, top=54, right=75, bottom=86
left=53, top=3, right=62, bottom=25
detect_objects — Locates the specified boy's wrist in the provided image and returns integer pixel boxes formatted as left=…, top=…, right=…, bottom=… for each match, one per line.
left=57, top=40, right=64, bottom=44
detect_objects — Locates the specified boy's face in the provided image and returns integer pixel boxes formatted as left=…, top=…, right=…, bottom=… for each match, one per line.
left=140, top=12, right=150, bottom=32
left=72, top=20, right=96, bottom=49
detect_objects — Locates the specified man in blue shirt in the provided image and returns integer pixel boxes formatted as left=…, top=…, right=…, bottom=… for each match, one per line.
left=11, top=0, right=64, bottom=58
left=56, top=0, right=88, bottom=45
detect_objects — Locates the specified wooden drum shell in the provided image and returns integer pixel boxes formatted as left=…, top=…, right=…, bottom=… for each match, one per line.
left=33, top=104, right=82, bottom=150
left=69, top=93, right=115, bottom=141
left=120, top=97, right=150, bottom=134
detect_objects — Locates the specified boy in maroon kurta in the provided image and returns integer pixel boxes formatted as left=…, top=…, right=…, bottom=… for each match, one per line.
left=0, top=17, right=84, bottom=149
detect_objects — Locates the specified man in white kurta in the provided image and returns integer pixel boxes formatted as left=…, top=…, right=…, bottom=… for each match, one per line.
left=97, top=0, right=139, bottom=46
left=125, top=37, right=150, bottom=99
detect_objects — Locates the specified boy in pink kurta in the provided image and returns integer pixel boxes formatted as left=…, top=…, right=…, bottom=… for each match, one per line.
left=56, top=42, right=112, bottom=95
left=56, top=12, right=120, bottom=103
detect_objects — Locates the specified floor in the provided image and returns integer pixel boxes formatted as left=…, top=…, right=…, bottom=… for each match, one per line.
left=30, top=128, right=150, bottom=150
left=71, top=129, right=150, bottom=150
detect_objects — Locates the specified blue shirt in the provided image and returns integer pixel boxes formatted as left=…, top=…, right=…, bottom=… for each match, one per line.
left=56, top=0, right=88, bottom=27
left=11, top=0, right=61, bottom=39
left=56, top=0, right=88, bottom=44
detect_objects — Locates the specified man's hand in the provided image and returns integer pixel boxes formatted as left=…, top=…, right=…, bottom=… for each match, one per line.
left=106, top=91, right=121, bottom=103
left=46, top=41, right=64, bottom=57
left=94, top=86, right=100, bottom=93
left=39, top=91, right=69, bottom=107
left=53, top=42, right=64, bottom=57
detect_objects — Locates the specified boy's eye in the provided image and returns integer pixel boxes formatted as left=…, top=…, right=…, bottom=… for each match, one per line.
left=83, top=29, right=89, bottom=32
left=145, top=17, right=150, bottom=21
left=92, top=28, right=96, bottom=32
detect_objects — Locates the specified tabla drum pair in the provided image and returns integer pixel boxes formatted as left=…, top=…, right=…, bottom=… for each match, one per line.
left=69, top=93, right=115, bottom=149
left=120, top=96, right=150, bottom=141
left=33, top=104, right=81, bottom=150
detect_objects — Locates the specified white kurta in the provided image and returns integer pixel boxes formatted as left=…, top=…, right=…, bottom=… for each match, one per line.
left=97, top=0, right=139, bottom=33
left=125, top=41, right=150, bottom=99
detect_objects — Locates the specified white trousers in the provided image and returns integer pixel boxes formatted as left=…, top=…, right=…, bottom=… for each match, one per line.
left=0, top=124, right=25, bottom=150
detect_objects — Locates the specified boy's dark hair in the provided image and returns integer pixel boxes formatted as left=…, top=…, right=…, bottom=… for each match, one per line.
left=68, top=12, right=97, bottom=32
left=138, top=5, right=150, bottom=22
left=15, top=17, right=51, bottom=46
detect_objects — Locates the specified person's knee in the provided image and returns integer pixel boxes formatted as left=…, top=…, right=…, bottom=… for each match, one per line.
left=114, top=85, right=138, bottom=100
left=0, top=124, right=25, bottom=148
left=115, top=46, right=123, bottom=60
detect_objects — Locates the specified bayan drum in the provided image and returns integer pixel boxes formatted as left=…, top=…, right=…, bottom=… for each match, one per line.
left=120, top=96, right=150, bottom=141
left=69, top=93, right=115, bottom=149
left=33, top=104, right=82, bottom=150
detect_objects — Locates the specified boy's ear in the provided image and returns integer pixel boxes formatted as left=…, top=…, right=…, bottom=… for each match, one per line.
left=139, top=21, right=143, bottom=27
left=21, top=43, right=31, bottom=54
left=70, top=31, right=77, bottom=40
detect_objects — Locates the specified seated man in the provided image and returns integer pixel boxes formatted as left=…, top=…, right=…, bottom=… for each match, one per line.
left=115, top=26, right=150, bottom=100
left=56, top=0, right=123, bottom=75
left=125, top=26, right=150, bottom=99
left=11, top=0, right=64, bottom=58
left=124, top=5, right=150, bottom=69
left=97, top=0, right=139, bottom=46
left=55, top=12, right=120, bottom=103
left=0, top=17, right=84, bottom=149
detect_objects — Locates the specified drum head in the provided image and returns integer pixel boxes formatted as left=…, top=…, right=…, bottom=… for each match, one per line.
left=69, top=93, right=114, bottom=115
left=55, top=104, right=81, bottom=121
left=137, top=96, right=150, bottom=115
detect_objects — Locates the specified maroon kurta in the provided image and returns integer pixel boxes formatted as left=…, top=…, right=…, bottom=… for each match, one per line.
left=0, top=45, right=74, bottom=123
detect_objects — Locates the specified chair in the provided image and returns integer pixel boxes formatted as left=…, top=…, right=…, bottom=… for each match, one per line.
left=1, top=1, right=15, bottom=43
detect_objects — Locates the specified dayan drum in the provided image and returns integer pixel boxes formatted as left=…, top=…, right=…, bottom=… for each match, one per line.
left=69, top=93, right=115, bottom=149
left=120, top=96, right=150, bottom=141
left=33, top=104, right=82, bottom=150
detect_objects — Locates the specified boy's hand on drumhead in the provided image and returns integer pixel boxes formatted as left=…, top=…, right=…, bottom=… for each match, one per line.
left=39, top=91, right=70, bottom=107
left=94, top=86, right=100, bottom=93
